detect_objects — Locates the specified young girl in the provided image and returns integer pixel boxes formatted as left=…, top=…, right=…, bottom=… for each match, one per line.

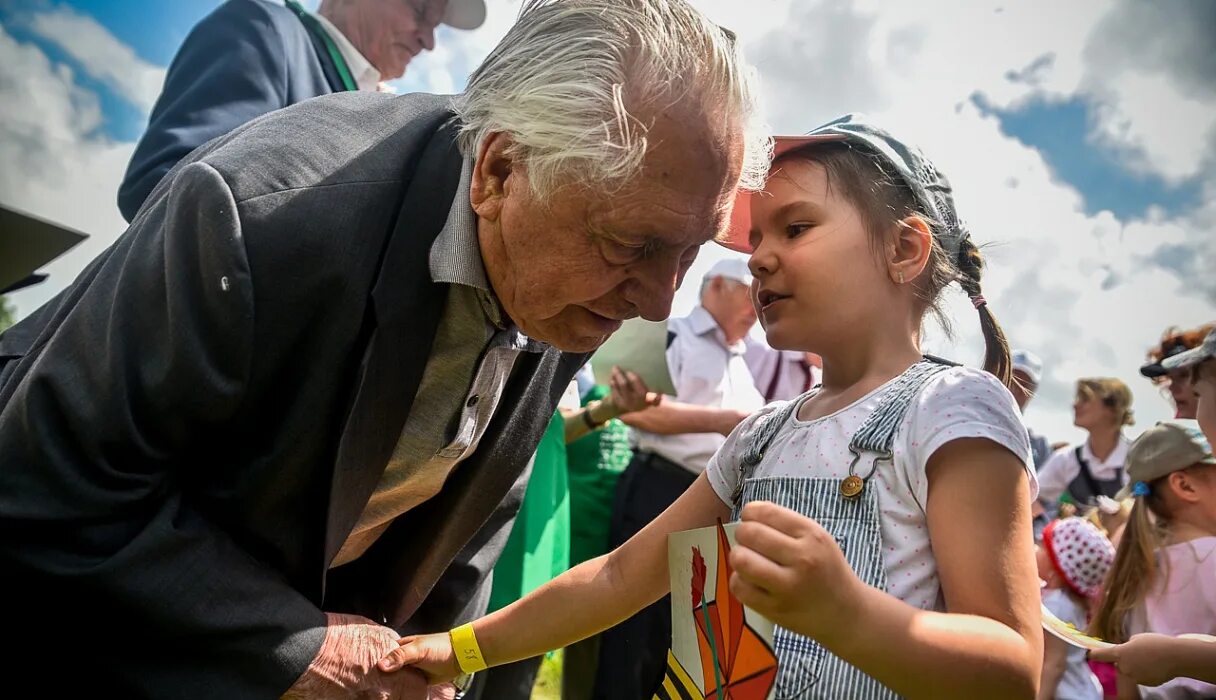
left=1037, top=517, right=1115, bottom=700
left=381, top=115, right=1043, bottom=698
left=1090, top=420, right=1216, bottom=700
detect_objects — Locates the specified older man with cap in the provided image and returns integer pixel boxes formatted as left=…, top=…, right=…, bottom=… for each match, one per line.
left=1010, top=349, right=1053, bottom=470
left=595, top=256, right=764, bottom=699
left=0, top=1, right=770, bottom=697
left=118, top=0, right=487, bottom=222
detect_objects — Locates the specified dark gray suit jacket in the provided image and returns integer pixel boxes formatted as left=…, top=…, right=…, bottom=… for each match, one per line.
left=0, top=92, right=585, bottom=698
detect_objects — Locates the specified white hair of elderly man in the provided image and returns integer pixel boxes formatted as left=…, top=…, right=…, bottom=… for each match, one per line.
left=455, top=0, right=772, bottom=199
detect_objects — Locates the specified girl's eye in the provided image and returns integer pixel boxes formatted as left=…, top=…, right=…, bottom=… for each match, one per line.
left=786, top=222, right=813, bottom=238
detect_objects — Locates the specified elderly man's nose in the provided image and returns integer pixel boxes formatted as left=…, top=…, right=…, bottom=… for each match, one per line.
left=627, top=273, right=677, bottom=321
left=636, top=291, right=675, bottom=321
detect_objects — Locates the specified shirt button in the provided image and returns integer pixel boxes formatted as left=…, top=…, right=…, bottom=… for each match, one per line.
left=466, top=394, right=480, bottom=408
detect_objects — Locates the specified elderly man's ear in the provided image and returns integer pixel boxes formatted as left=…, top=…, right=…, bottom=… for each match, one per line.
left=470, top=131, right=519, bottom=222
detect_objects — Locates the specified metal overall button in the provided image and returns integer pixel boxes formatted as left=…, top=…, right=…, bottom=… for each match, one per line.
left=841, top=447, right=889, bottom=499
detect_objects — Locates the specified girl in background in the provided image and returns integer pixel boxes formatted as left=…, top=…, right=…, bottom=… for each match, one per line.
left=1091, top=421, right=1216, bottom=699
left=1037, top=517, right=1115, bottom=700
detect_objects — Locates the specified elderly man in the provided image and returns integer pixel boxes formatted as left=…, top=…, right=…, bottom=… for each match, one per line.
left=118, top=0, right=486, bottom=222
left=0, top=0, right=768, bottom=697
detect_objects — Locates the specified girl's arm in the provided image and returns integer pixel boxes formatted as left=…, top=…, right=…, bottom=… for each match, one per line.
left=1037, top=634, right=1067, bottom=700
left=729, top=437, right=1042, bottom=699
left=382, top=473, right=731, bottom=679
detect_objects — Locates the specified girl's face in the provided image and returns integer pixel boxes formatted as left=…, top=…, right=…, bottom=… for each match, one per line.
left=1073, top=391, right=1117, bottom=432
left=747, top=158, right=892, bottom=353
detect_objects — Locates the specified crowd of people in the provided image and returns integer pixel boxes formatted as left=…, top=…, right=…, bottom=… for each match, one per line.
left=1, top=0, right=1213, bottom=698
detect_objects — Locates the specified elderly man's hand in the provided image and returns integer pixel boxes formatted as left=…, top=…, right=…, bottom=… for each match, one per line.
left=282, top=613, right=430, bottom=700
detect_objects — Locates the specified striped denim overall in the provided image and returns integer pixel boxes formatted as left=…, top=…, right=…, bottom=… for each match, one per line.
left=730, top=358, right=954, bottom=699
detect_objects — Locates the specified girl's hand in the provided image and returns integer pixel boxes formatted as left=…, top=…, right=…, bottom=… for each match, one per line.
left=606, top=366, right=662, bottom=415
left=1089, top=633, right=1216, bottom=688
left=728, top=501, right=867, bottom=643
left=378, top=633, right=462, bottom=684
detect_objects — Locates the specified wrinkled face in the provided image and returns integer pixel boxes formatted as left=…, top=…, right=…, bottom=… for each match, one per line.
left=1164, top=368, right=1198, bottom=419
left=347, top=0, right=445, bottom=80
left=707, top=277, right=758, bottom=343
left=475, top=109, right=744, bottom=353
left=1193, top=360, right=1216, bottom=445
left=747, top=157, right=889, bottom=352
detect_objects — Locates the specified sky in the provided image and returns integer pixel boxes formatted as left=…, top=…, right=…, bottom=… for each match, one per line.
left=0, top=0, right=1213, bottom=448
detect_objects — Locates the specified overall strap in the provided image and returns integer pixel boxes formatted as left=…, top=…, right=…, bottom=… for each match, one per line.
left=732, top=356, right=958, bottom=508
left=732, top=399, right=800, bottom=507
left=1071, top=446, right=1122, bottom=503
left=848, top=357, right=956, bottom=456
left=839, top=357, right=956, bottom=498
left=1073, top=446, right=1100, bottom=504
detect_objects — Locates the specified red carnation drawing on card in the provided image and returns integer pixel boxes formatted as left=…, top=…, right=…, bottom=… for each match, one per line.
left=688, top=522, right=778, bottom=700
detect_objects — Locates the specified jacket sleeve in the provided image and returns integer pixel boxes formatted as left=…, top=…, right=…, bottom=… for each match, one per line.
left=1, top=162, right=325, bottom=698
left=118, top=1, right=291, bottom=222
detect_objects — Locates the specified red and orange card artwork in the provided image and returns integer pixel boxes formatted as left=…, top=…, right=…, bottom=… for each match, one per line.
left=654, top=521, right=777, bottom=700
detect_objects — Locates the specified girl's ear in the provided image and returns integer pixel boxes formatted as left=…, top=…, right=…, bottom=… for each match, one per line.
left=888, top=215, right=932, bottom=286
left=1166, top=469, right=1202, bottom=504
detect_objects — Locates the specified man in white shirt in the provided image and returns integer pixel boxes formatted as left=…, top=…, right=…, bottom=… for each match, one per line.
left=1010, top=349, right=1053, bottom=470
left=119, top=0, right=485, bottom=220
left=594, top=257, right=764, bottom=699
left=745, top=340, right=822, bottom=402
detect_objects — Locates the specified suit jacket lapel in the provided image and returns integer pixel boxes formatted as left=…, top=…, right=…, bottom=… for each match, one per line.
left=323, top=118, right=463, bottom=573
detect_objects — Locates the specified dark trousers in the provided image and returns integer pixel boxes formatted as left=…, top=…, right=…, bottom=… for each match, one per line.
left=592, top=451, right=698, bottom=700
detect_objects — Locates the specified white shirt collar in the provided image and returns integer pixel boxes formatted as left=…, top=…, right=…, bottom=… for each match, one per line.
left=313, top=12, right=382, bottom=92
left=687, top=305, right=746, bottom=355
left=1081, top=434, right=1131, bottom=470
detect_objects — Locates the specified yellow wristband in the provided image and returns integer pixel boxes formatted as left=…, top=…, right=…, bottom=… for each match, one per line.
left=449, top=623, right=488, bottom=674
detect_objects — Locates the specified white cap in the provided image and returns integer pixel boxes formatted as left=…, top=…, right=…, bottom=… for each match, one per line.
left=704, top=257, right=753, bottom=287
left=442, top=0, right=486, bottom=30
left=1011, top=349, right=1043, bottom=385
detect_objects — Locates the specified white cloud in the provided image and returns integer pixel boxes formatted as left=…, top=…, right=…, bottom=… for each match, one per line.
left=0, top=23, right=134, bottom=316
left=677, top=0, right=1216, bottom=445
left=3, top=0, right=1213, bottom=451
left=23, top=5, right=165, bottom=113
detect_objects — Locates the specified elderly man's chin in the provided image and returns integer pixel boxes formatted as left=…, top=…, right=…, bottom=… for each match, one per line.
left=526, top=305, right=626, bottom=353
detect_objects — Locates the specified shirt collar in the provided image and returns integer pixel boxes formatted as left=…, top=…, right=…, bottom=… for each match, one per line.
left=428, top=158, right=539, bottom=349
left=687, top=305, right=746, bottom=354
left=429, top=158, right=487, bottom=289
left=313, top=12, right=382, bottom=92
left=1082, top=434, right=1131, bottom=469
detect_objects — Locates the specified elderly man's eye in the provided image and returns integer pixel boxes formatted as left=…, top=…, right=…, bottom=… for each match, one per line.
left=599, top=236, right=647, bottom=264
